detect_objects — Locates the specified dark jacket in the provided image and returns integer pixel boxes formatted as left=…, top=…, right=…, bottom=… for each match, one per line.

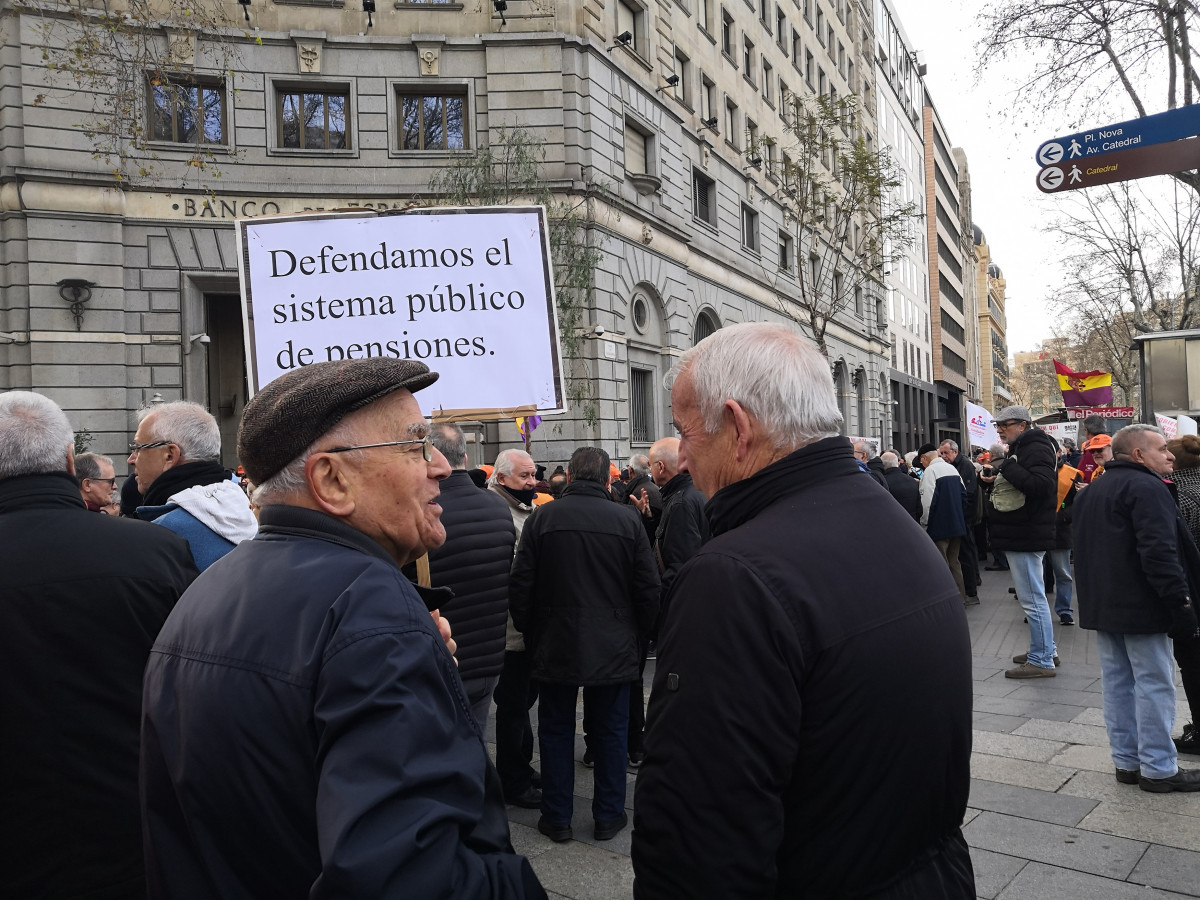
left=632, top=438, right=975, bottom=900
left=141, top=505, right=546, bottom=900
left=1054, top=465, right=1081, bottom=550
left=625, top=472, right=663, bottom=544
left=655, top=472, right=709, bottom=602
left=921, top=458, right=966, bottom=542
left=986, top=427, right=1058, bottom=551
left=0, top=472, right=198, bottom=900
left=865, top=455, right=889, bottom=489
left=949, top=453, right=982, bottom=525
left=1074, top=460, right=1197, bottom=634
left=424, top=470, right=517, bottom=681
left=884, top=466, right=922, bottom=521
left=509, top=479, right=660, bottom=685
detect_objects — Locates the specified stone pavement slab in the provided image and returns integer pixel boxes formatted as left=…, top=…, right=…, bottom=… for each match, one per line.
left=967, top=778, right=1098, bottom=826
left=969, top=847, right=1027, bottom=900
left=962, top=810, right=1149, bottom=880
left=971, top=729, right=1068, bottom=762
left=970, top=753, right=1077, bottom=792
left=995, top=861, right=1197, bottom=899
left=1130, top=845, right=1200, bottom=895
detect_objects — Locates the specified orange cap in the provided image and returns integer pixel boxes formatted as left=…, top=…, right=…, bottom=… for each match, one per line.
left=610, top=462, right=621, bottom=479
left=1083, top=434, right=1112, bottom=451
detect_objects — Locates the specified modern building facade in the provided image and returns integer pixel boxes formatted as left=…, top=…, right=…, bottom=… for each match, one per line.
left=0, top=0, right=891, bottom=472
left=973, top=225, right=1010, bottom=412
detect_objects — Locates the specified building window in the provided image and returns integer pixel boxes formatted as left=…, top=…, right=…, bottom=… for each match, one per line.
left=150, top=76, right=225, bottom=145
left=802, top=0, right=811, bottom=23
left=805, top=50, right=814, bottom=85
left=777, top=8, right=788, bottom=47
left=759, top=0, right=769, bottom=28
left=279, top=87, right=349, bottom=149
left=398, top=88, right=466, bottom=151
left=763, top=61, right=773, bottom=104
left=816, top=6, right=824, bottom=42
left=792, top=29, right=802, bottom=65
left=854, top=285, right=864, bottom=316
left=694, top=310, right=719, bottom=345
left=693, top=168, right=716, bottom=225
left=741, top=204, right=759, bottom=252
left=624, top=119, right=650, bottom=174
left=818, top=68, right=826, bottom=98
left=721, top=8, right=735, bottom=56
left=743, top=37, right=755, bottom=81
left=745, top=117, right=758, bottom=155
left=630, top=367, right=654, bottom=443
left=725, top=98, right=739, bottom=147
left=700, top=0, right=714, bottom=31
left=674, top=49, right=692, bottom=105
left=617, top=0, right=643, bottom=52
left=778, top=231, right=794, bottom=272
left=701, top=73, right=717, bottom=122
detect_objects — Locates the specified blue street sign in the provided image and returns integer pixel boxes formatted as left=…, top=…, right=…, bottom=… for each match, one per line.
left=1035, top=106, right=1200, bottom=167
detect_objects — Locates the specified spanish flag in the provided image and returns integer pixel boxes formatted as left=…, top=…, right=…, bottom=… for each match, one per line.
left=1053, top=360, right=1113, bottom=408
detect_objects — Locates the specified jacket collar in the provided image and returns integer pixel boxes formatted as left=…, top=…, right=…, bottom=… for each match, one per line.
left=660, top=472, right=694, bottom=501
left=561, top=479, right=613, bottom=501
left=256, top=504, right=451, bottom=610
left=0, top=471, right=86, bottom=515
left=1104, top=459, right=1172, bottom=482
left=489, top=481, right=533, bottom=512
left=705, top=436, right=859, bottom=537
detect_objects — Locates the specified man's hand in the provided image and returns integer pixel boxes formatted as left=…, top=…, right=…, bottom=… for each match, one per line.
left=632, top=488, right=652, bottom=517
left=430, top=609, right=458, bottom=664
left=1169, top=602, right=1200, bottom=641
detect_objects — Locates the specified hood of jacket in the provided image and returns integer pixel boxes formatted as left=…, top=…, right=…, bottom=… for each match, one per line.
left=154, top=479, right=258, bottom=543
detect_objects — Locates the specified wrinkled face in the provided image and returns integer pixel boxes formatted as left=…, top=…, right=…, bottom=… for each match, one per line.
left=497, top=455, right=537, bottom=491
left=1092, top=445, right=1113, bottom=466
left=127, top=413, right=175, bottom=494
left=80, top=458, right=117, bottom=506
left=938, top=444, right=957, bottom=464
left=671, top=369, right=738, bottom=499
left=327, top=391, right=451, bottom=566
left=994, top=419, right=1026, bottom=445
left=1132, top=433, right=1174, bottom=478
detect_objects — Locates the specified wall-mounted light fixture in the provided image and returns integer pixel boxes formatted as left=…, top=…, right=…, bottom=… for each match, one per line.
left=744, top=155, right=763, bottom=171
left=607, top=31, right=633, bottom=52
left=363, top=0, right=375, bottom=27
left=493, top=0, right=507, bottom=24
left=237, top=0, right=251, bottom=21
left=57, top=279, right=95, bottom=332
left=185, top=332, right=211, bottom=355
left=655, top=73, right=680, bottom=93
left=700, top=116, right=719, bottom=132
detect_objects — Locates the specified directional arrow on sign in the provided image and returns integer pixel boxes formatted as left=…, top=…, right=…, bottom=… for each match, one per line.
left=1035, top=106, right=1200, bottom=166
left=1035, top=136, right=1200, bottom=193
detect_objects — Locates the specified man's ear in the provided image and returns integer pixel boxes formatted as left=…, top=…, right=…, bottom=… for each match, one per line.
left=161, top=442, right=184, bottom=469
left=726, top=399, right=756, bottom=461
left=305, top=453, right=356, bottom=517
left=66, top=444, right=76, bottom=477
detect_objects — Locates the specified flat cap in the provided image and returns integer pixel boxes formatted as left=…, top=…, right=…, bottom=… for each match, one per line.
left=995, top=405, right=1032, bottom=424
left=238, top=359, right=438, bottom=485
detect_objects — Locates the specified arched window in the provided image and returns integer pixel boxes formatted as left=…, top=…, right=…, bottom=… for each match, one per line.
left=692, top=310, right=719, bottom=346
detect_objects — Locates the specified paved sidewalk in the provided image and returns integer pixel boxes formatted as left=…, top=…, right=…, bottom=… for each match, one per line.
left=489, top=565, right=1200, bottom=899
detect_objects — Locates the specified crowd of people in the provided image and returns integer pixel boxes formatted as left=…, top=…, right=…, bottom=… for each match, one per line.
left=2, top=320, right=1198, bottom=899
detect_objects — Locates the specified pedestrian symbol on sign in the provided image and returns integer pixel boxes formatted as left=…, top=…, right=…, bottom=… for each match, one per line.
left=1068, top=139, right=1083, bottom=158
left=1037, top=143, right=1064, bottom=166
left=1038, top=167, right=1064, bottom=191
left=1068, top=165, right=1082, bottom=184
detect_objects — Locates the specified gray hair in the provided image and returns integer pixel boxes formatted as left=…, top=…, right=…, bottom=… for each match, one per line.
left=669, top=322, right=842, bottom=450
left=880, top=451, right=899, bottom=469
left=629, top=454, right=650, bottom=476
left=75, top=452, right=114, bottom=482
left=0, top=391, right=75, bottom=480
left=431, top=423, right=467, bottom=468
left=1112, top=424, right=1164, bottom=460
left=142, top=401, right=221, bottom=463
left=853, top=440, right=877, bottom=458
left=251, top=417, right=362, bottom=507
left=491, top=448, right=533, bottom=484
left=988, top=444, right=1006, bottom=459
left=939, top=439, right=959, bottom=453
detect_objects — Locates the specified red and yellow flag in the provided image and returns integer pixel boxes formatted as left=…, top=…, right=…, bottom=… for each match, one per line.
left=1053, top=360, right=1113, bottom=408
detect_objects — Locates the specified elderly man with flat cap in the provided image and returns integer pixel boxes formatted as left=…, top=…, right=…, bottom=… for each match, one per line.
left=140, top=359, right=547, bottom=899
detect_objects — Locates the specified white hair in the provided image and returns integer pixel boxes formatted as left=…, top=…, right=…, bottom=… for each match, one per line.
left=881, top=451, right=899, bottom=469
left=251, top=417, right=362, bottom=507
left=0, top=391, right=74, bottom=480
left=630, top=454, right=650, bottom=476
left=490, top=448, right=533, bottom=484
left=142, top=401, right=221, bottom=462
left=670, top=322, right=842, bottom=450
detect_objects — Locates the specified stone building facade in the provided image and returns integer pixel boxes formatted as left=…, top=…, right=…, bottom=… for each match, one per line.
left=0, top=0, right=888, bottom=471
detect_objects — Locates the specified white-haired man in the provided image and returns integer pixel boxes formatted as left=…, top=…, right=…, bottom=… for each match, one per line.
left=129, top=400, right=257, bottom=570
left=632, top=323, right=975, bottom=899
left=488, top=447, right=545, bottom=808
left=0, top=392, right=197, bottom=899
left=140, top=359, right=547, bottom=898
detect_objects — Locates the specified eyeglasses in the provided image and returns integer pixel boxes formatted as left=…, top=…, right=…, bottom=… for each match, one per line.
left=322, top=435, right=433, bottom=462
left=994, top=420, right=1021, bottom=428
left=89, top=477, right=118, bottom=486
left=129, top=440, right=173, bottom=453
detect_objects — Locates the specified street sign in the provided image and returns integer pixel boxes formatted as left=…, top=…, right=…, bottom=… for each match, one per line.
left=1035, top=136, right=1200, bottom=193
left=1035, top=105, right=1200, bottom=165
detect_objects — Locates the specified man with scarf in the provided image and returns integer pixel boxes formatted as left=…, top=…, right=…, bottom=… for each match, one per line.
left=130, top=401, right=258, bottom=570
left=632, top=322, right=975, bottom=900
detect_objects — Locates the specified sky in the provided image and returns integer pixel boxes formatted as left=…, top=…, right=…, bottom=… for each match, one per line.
left=885, top=0, right=1102, bottom=355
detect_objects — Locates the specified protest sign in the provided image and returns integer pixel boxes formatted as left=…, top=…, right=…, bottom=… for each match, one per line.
left=966, top=402, right=1000, bottom=449
left=236, top=206, right=564, bottom=417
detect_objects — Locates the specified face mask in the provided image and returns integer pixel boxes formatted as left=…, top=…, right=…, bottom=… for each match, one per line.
left=500, top=484, right=538, bottom=505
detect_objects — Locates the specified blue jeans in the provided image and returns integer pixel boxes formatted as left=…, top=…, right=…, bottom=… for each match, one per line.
left=1047, top=549, right=1073, bottom=616
left=1096, top=631, right=1179, bottom=779
left=537, top=682, right=629, bottom=825
left=1007, top=550, right=1056, bottom=668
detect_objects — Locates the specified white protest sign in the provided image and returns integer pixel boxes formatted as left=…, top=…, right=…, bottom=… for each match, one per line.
left=1157, top=414, right=1180, bottom=439
left=1039, top=422, right=1076, bottom=447
left=236, top=207, right=564, bottom=416
left=966, top=402, right=1000, bottom=449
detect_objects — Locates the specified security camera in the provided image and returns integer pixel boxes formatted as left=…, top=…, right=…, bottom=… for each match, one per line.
left=590, top=324, right=606, bottom=337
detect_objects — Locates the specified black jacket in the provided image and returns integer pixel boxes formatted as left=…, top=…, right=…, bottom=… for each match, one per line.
left=625, top=472, right=663, bottom=544
left=884, top=466, right=922, bottom=521
left=141, top=505, right=545, bottom=899
left=1054, top=465, right=1081, bottom=550
left=426, top=470, right=518, bottom=681
left=865, top=455, right=889, bottom=489
left=986, top=427, right=1058, bottom=551
left=0, top=473, right=198, bottom=899
left=1075, top=460, right=1197, bottom=634
left=949, top=453, right=982, bottom=525
left=632, top=439, right=975, bottom=900
left=655, top=472, right=709, bottom=605
left=509, top=480, right=660, bottom=685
